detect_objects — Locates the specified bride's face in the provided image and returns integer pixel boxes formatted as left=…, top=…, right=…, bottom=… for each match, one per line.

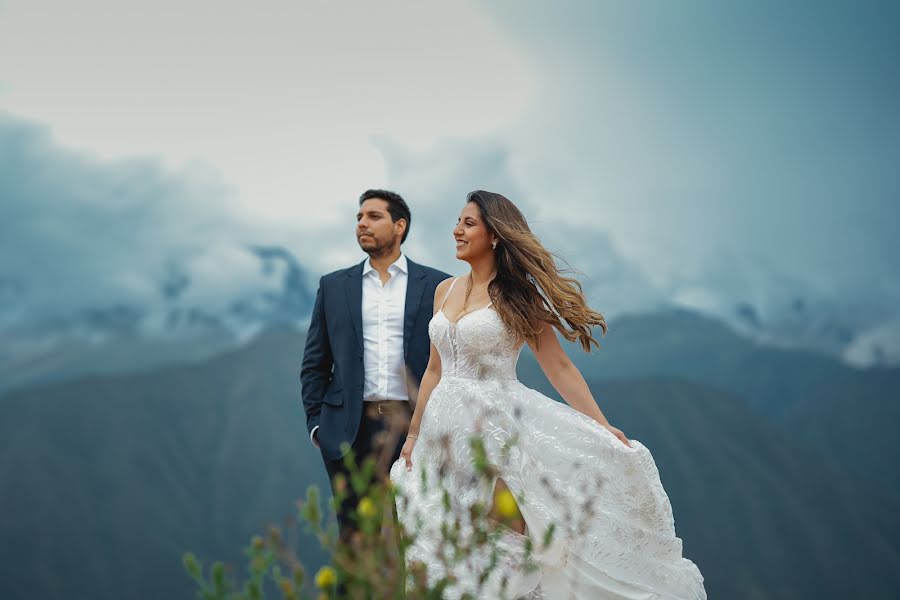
left=453, top=202, right=496, bottom=262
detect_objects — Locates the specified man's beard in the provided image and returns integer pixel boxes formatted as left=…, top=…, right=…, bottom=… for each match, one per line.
left=359, top=236, right=395, bottom=258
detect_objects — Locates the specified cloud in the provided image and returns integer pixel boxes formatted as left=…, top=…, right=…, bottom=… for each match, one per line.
left=0, top=0, right=536, bottom=225
left=475, top=0, right=900, bottom=286
left=2, top=0, right=899, bottom=366
left=844, top=318, right=900, bottom=368
left=0, top=112, right=298, bottom=344
left=458, top=0, right=900, bottom=360
left=372, top=135, right=666, bottom=317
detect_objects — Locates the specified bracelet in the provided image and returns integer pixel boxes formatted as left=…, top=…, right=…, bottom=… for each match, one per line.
left=406, top=434, right=419, bottom=440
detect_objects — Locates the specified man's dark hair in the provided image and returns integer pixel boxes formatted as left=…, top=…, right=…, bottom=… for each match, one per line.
left=359, top=189, right=411, bottom=243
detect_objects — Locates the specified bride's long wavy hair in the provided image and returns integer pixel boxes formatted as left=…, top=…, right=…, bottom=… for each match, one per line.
left=466, top=190, right=607, bottom=352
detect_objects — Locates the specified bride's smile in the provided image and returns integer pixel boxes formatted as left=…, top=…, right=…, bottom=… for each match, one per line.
left=453, top=201, right=498, bottom=261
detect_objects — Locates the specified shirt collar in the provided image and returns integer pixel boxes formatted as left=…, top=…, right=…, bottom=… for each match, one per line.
left=363, top=253, right=407, bottom=277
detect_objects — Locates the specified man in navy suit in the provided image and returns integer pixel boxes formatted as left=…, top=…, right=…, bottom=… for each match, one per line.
left=301, top=189, right=450, bottom=543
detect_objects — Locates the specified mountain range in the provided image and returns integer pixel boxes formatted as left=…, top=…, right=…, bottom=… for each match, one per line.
left=1, top=324, right=899, bottom=599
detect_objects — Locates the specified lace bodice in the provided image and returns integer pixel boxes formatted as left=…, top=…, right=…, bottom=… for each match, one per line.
left=428, top=279, right=522, bottom=382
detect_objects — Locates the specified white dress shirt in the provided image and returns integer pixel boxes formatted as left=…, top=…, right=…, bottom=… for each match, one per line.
left=311, top=254, right=410, bottom=447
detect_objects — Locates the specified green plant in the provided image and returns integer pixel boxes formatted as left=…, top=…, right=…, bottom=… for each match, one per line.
left=183, top=428, right=601, bottom=599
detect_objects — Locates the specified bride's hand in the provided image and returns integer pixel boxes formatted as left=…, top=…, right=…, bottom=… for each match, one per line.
left=603, top=423, right=632, bottom=447
left=400, top=437, right=417, bottom=471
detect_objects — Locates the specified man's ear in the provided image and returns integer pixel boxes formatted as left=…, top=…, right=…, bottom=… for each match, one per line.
left=395, top=218, right=408, bottom=238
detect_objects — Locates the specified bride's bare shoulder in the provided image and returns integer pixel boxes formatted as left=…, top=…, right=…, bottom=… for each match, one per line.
left=436, top=275, right=456, bottom=293
left=432, top=276, right=457, bottom=306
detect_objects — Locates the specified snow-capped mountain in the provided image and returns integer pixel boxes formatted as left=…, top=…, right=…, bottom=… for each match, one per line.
left=0, top=244, right=314, bottom=393
left=669, top=293, right=899, bottom=370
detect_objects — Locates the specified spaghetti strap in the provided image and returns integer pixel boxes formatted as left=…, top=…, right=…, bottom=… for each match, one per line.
left=439, top=277, right=459, bottom=311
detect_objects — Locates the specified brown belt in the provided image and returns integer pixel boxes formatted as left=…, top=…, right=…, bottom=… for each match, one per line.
left=364, top=399, right=410, bottom=416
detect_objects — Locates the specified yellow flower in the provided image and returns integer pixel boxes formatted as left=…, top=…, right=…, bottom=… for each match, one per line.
left=357, top=497, right=377, bottom=519
left=315, top=565, right=338, bottom=589
left=278, top=577, right=295, bottom=597
left=495, top=488, right=521, bottom=519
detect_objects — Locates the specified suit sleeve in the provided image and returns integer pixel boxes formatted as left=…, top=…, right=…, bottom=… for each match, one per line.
left=300, top=277, right=333, bottom=437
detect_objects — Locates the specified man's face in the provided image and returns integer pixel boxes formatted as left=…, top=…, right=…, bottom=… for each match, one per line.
left=356, top=198, right=404, bottom=256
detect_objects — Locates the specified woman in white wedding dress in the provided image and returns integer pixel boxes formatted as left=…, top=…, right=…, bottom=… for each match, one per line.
left=389, top=191, right=706, bottom=599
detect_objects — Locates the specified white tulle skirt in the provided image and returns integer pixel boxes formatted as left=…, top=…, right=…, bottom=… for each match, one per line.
left=389, top=376, right=707, bottom=600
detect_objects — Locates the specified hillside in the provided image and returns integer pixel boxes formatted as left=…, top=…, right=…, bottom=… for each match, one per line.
left=0, top=327, right=898, bottom=598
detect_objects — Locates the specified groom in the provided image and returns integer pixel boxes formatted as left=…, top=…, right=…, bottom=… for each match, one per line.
left=301, top=189, right=450, bottom=543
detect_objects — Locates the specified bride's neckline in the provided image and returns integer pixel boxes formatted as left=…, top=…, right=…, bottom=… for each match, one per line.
left=437, top=305, right=494, bottom=326
left=437, top=276, right=494, bottom=326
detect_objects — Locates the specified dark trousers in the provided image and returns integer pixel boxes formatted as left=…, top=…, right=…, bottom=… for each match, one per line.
left=321, top=400, right=411, bottom=544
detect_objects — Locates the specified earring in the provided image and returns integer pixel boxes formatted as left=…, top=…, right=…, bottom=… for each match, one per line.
left=491, top=240, right=498, bottom=250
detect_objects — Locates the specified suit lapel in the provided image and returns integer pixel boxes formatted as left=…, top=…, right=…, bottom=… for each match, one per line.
left=404, top=258, right=428, bottom=359
left=345, top=261, right=365, bottom=353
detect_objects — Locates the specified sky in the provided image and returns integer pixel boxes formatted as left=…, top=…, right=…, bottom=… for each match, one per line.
left=1, top=0, right=898, bottom=364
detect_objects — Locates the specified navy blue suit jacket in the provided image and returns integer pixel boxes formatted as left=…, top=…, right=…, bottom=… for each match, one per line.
left=301, top=257, right=451, bottom=461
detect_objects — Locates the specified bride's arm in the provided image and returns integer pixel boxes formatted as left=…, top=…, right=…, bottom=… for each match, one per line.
left=406, top=344, right=441, bottom=435
left=401, top=278, right=451, bottom=469
left=527, top=325, right=631, bottom=447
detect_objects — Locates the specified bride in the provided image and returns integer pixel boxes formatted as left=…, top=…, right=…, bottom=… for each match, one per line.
left=389, top=191, right=706, bottom=599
